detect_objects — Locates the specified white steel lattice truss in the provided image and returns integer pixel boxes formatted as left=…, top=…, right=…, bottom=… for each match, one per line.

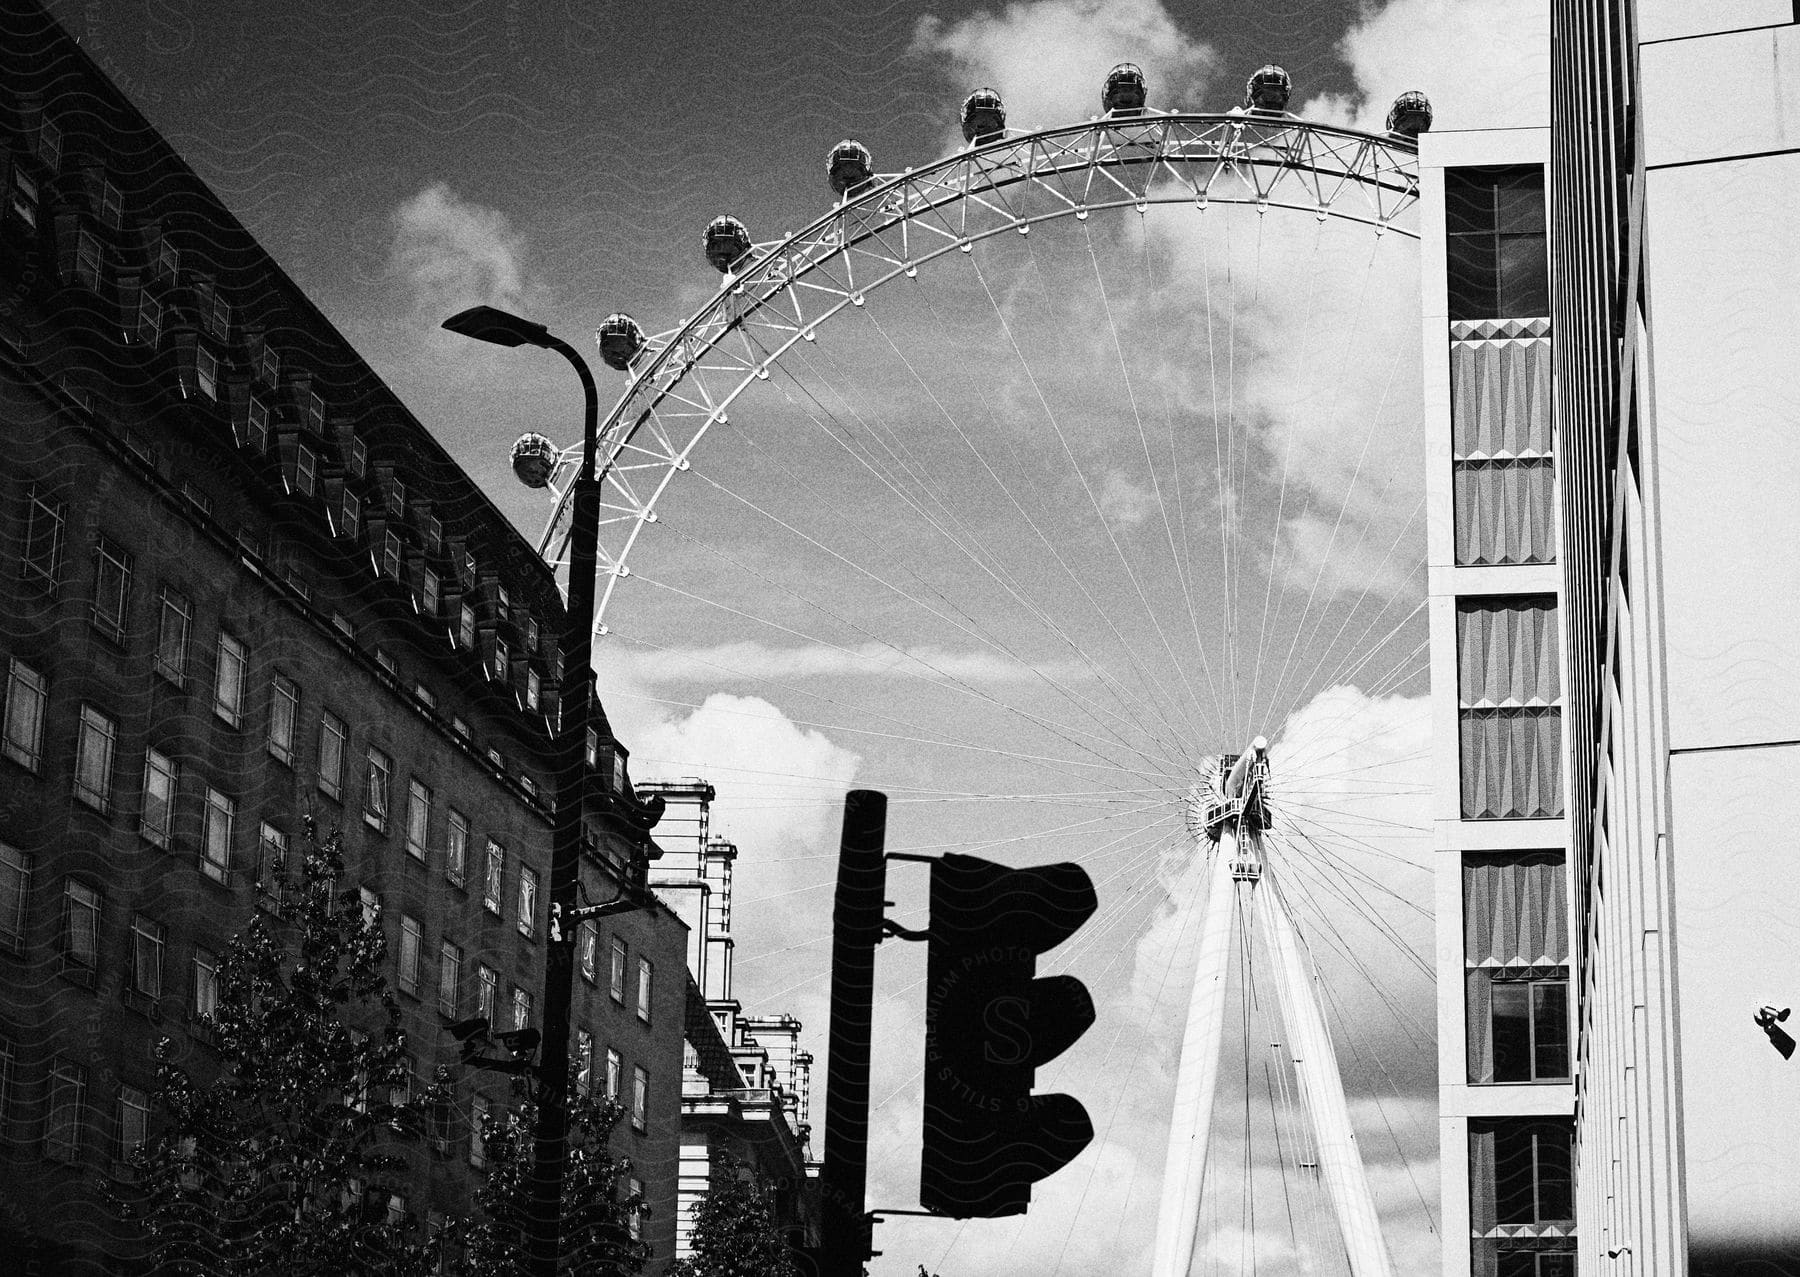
left=535, top=111, right=1420, bottom=620
left=542, top=113, right=1418, bottom=1273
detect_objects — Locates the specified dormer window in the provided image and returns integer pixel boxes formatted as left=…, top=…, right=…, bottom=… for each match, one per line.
left=195, top=347, right=219, bottom=400
left=389, top=478, right=407, bottom=516
left=349, top=437, right=367, bottom=478
left=295, top=445, right=317, bottom=497
left=100, top=181, right=123, bottom=229
left=307, top=391, right=326, bottom=432
left=35, top=118, right=62, bottom=170
left=260, top=345, right=279, bottom=386
left=155, top=240, right=178, bottom=279
left=245, top=396, right=270, bottom=451
left=8, top=169, right=39, bottom=228
left=208, top=295, right=231, bottom=342
left=135, top=293, right=162, bottom=347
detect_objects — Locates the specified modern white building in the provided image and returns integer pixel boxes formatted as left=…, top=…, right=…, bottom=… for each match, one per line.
left=1423, top=124, right=1579, bottom=1277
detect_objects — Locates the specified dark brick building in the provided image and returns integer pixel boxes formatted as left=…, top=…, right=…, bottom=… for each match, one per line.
left=0, top=2, right=688, bottom=1269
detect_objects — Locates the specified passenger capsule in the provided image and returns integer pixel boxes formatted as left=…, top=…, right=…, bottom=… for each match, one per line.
left=703, top=215, right=752, bottom=273
left=960, top=87, right=1007, bottom=142
left=1103, top=62, right=1147, bottom=113
left=510, top=433, right=559, bottom=490
left=827, top=140, right=874, bottom=196
left=596, top=313, right=646, bottom=372
left=1244, top=64, right=1292, bottom=113
left=1386, top=90, right=1433, bottom=138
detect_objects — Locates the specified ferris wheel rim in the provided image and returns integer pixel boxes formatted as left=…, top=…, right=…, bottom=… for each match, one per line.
left=538, top=110, right=1423, bottom=629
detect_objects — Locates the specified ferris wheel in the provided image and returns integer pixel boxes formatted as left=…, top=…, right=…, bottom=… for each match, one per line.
left=524, top=63, right=1438, bottom=1277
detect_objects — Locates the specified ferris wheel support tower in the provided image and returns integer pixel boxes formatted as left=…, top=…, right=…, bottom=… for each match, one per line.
left=1151, top=740, right=1395, bottom=1277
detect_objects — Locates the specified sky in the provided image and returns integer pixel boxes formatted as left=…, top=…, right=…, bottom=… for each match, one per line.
left=42, top=1, right=1549, bottom=1272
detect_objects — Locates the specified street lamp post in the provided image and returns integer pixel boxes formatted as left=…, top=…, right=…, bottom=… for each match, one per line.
left=443, top=305, right=606, bottom=1276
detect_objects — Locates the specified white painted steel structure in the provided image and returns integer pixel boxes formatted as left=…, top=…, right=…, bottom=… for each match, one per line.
left=1153, top=742, right=1396, bottom=1277
left=532, top=112, right=1421, bottom=622
left=526, top=107, right=1425, bottom=1271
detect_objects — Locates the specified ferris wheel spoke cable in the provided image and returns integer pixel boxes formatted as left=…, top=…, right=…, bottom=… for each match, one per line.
left=1072, top=218, right=1231, bottom=738
left=964, top=251, right=1206, bottom=753
left=759, top=310, right=1204, bottom=768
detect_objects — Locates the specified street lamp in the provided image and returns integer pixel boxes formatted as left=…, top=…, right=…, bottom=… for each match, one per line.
left=443, top=303, right=618, bottom=1276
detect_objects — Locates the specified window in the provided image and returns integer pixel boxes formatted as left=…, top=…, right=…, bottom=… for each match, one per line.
left=414, top=682, right=436, bottom=710
left=516, top=865, right=538, bottom=940
left=192, top=947, right=218, bottom=1019
left=195, top=346, right=219, bottom=400
left=3, top=659, right=48, bottom=771
left=295, top=444, right=317, bottom=497
left=578, top=922, right=597, bottom=983
left=130, top=914, right=164, bottom=998
left=208, top=295, right=231, bottom=342
left=1469, top=1117, right=1575, bottom=1273
left=375, top=648, right=397, bottom=676
left=445, top=809, right=469, bottom=887
left=318, top=712, right=347, bottom=799
left=405, top=779, right=431, bottom=861
left=214, top=633, right=247, bottom=727
left=399, top=915, right=422, bottom=996
left=141, top=748, right=177, bottom=848
left=422, top=513, right=442, bottom=553
left=631, top=1065, right=648, bottom=1132
left=627, top=1177, right=644, bottom=1241
left=73, top=704, right=117, bottom=812
left=636, top=958, right=653, bottom=1025
left=359, top=886, right=381, bottom=927
left=340, top=489, right=361, bottom=539
left=21, top=484, right=66, bottom=594
left=200, top=787, right=234, bottom=883
left=609, top=937, right=627, bottom=1003
left=438, top=940, right=461, bottom=1017
left=306, top=391, right=326, bottom=432
left=491, top=637, right=509, bottom=683
left=525, top=616, right=540, bottom=653
left=136, top=290, right=163, bottom=347
left=118, top=1085, right=149, bottom=1161
left=421, top=567, right=440, bottom=618
left=364, top=747, right=392, bottom=832
left=256, top=821, right=288, bottom=904
left=1445, top=165, right=1548, bottom=320
left=605, top=1047, right=621, bottom=1100
left=458, top=603, right=476, bottom=650
left=388, top=477, right=407, bottom=516
left=469, top=1094, right=490, bottom=1167
left=267, top=675, right=299, bottom=764
left=379, top=531, right=403, bottom=582
left=586, top=728, right=599, bottom=769
left=0, top=842, right=29, bottom=953
left=483, top=841, right=504, bottom=914
left=1457, top=597, right=1562, bottom=819
left=526, top=670, right=541, bottom=712
left=260, top=345, right=279, bottom=386
left=349, top=437, right=367, bottom=478
left=154, top=588, right=191, bottom=683
left=62, top=880, right=99, bottom=977
left=1465, top=852, right=1570, bottom=1083
left=36, top=117, right=62, bottom=167
left=44, top=1058, right=86, bottom=1163
left=8, top=166, right=38, bottom=227
left=576, top=1029, right=593, bottom=1096
left=74, top=228, right=101, bottom=291
left=89, top=538, right=133, bottom=642
left=476, top=964, right=497, bottom=1022
left=511, top=986, right=533, bottom=1032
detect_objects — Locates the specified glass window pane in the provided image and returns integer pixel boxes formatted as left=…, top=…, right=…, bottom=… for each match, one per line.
left=1533, top=980, right=1570, bottom=1079
left=1444, top=169, right=1496, bottom=236
left=1446, top=234, right=1498, bottom=320
left=1536, top=1125, right=1574, bottom=1220
left=1497, top=232, right=1550, bottom=316
left=1490, top=983, right=1531, bottom=1082
left=1493, top=173, right=1546, bottom=234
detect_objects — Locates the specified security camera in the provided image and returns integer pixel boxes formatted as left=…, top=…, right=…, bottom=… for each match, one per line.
left=1754, top=1005, right=1795, bottom=1059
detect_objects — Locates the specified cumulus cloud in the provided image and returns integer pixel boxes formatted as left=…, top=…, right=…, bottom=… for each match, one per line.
left=388, top=181, right=549, bottom=324
left=1305, top=0, right=1551, bottom=132
left=909, top=0, right=1219, bottom=138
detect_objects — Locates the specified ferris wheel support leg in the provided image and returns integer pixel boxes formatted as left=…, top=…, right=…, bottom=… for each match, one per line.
left=1150, top=837, right=1242, bottom=1277
left=1257, top=875, right=1395, bottom=1277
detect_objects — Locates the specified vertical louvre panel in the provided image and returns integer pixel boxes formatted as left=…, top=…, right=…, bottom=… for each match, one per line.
left=1463, top=853, right=1570, bottom=967
left=1454, top=459, right=1557, bottom=565
left=1451, top=340, right=1552, bottom=457
left=1458, top=598, right=1563, bottom=819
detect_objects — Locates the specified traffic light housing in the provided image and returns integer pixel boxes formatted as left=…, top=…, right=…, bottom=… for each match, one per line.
left=920, top=854, right=1097, bottom=1217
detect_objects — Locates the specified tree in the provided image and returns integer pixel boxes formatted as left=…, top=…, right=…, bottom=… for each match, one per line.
left=119, top=816, right=442, bottom=1275
left=459, top=1074, right=651, bottom=1276
left=667, top=1151, right=801, bottom=1277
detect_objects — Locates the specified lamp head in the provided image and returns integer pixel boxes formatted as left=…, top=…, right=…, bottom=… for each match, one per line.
left=442, top=305, right=549, bottom=349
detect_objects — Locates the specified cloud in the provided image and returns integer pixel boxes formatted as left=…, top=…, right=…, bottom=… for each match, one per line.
left=609, top=639, right=1094, bottom=687
left=388, top=181, right=548, bottom=324
left=1304, top=0, right=1551, bottom=132
left=909, top=0, right=1219, bottom=138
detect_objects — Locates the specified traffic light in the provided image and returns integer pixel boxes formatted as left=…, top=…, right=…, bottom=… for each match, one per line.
left=920, top=854, right=1097, bottom=1217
